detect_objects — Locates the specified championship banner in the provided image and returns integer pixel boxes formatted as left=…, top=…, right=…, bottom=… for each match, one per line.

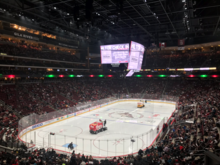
left=159, top=42, right=166, bottom=49
left=178, top=39, right=185, bottom=50
left=178, top=39, right=185, bottom=46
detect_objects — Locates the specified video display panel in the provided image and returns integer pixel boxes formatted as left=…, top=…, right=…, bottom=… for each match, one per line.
left=128, top=41, right=145, bottom=70
left=100, top=43, right=130, bottom=64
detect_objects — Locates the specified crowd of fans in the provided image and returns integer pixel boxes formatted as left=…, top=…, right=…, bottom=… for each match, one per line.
left=144, top=52, right=220, bottom=69
left=0, top=79, right=219, bottom=164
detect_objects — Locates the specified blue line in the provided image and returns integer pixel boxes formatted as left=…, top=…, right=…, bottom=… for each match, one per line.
left=75, top=116, right=157, bottom=127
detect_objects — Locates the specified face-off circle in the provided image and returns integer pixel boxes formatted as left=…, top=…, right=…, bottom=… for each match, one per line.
left=108, top=111, right=144, bottom=119
left=93, top=133, right=145, bottom=154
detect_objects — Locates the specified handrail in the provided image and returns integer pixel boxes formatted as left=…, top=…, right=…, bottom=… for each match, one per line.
left=0, top=54, right=85, bottom=64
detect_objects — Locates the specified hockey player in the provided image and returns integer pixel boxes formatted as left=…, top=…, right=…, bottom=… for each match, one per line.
left=68, top=142, right=74, bottom=150
left=99, top=119, right=103, bottom=128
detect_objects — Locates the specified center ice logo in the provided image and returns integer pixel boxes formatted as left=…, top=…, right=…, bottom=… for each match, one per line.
left=119, top=112, right=134, bottom=118
left=109, top=112, right=143, bottom=119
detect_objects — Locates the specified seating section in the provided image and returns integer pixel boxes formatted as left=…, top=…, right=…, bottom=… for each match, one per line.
left=145, top=52, right=220, bottom=69
left=1, top=38, right=220, bottom=70
left=0, top=39, right=80, bottom=62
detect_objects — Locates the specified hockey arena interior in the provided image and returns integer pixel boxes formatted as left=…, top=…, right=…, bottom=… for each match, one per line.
left=0, top=0, right=220, bottom=164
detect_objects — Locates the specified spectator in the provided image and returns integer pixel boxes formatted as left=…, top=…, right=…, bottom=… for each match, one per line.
left=70, top=154, right=77, bottom=165
left=157, top=144, right=163, bottom=157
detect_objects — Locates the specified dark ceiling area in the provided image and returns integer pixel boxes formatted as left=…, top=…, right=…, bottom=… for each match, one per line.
left=1, top=0, right=220, bottom=47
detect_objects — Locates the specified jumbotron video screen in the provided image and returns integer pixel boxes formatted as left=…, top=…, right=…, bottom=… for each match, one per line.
left=127, top=41, right=145, bottom=70
left=100, top=43, right=130, bottom=64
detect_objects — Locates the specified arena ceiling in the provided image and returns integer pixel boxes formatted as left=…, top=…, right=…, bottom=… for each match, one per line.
left=1, top=0, right=220, bottom=46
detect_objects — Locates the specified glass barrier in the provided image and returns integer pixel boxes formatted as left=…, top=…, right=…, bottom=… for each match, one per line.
left=18, top=95, right=178, bottom=158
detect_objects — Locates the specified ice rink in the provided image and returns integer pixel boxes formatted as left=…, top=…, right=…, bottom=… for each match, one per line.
left=22, top=101, right=175, bottom=157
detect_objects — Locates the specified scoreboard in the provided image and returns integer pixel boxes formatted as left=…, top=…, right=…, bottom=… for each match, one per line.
left=100, top=41, right=145, bottom=75
left=128, top=41, right=145, bottom=70
left=100, top=43, right=130, bottom=64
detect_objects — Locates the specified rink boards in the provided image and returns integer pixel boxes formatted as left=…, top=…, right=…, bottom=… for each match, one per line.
left=18, top=99, right=176, bottom=143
